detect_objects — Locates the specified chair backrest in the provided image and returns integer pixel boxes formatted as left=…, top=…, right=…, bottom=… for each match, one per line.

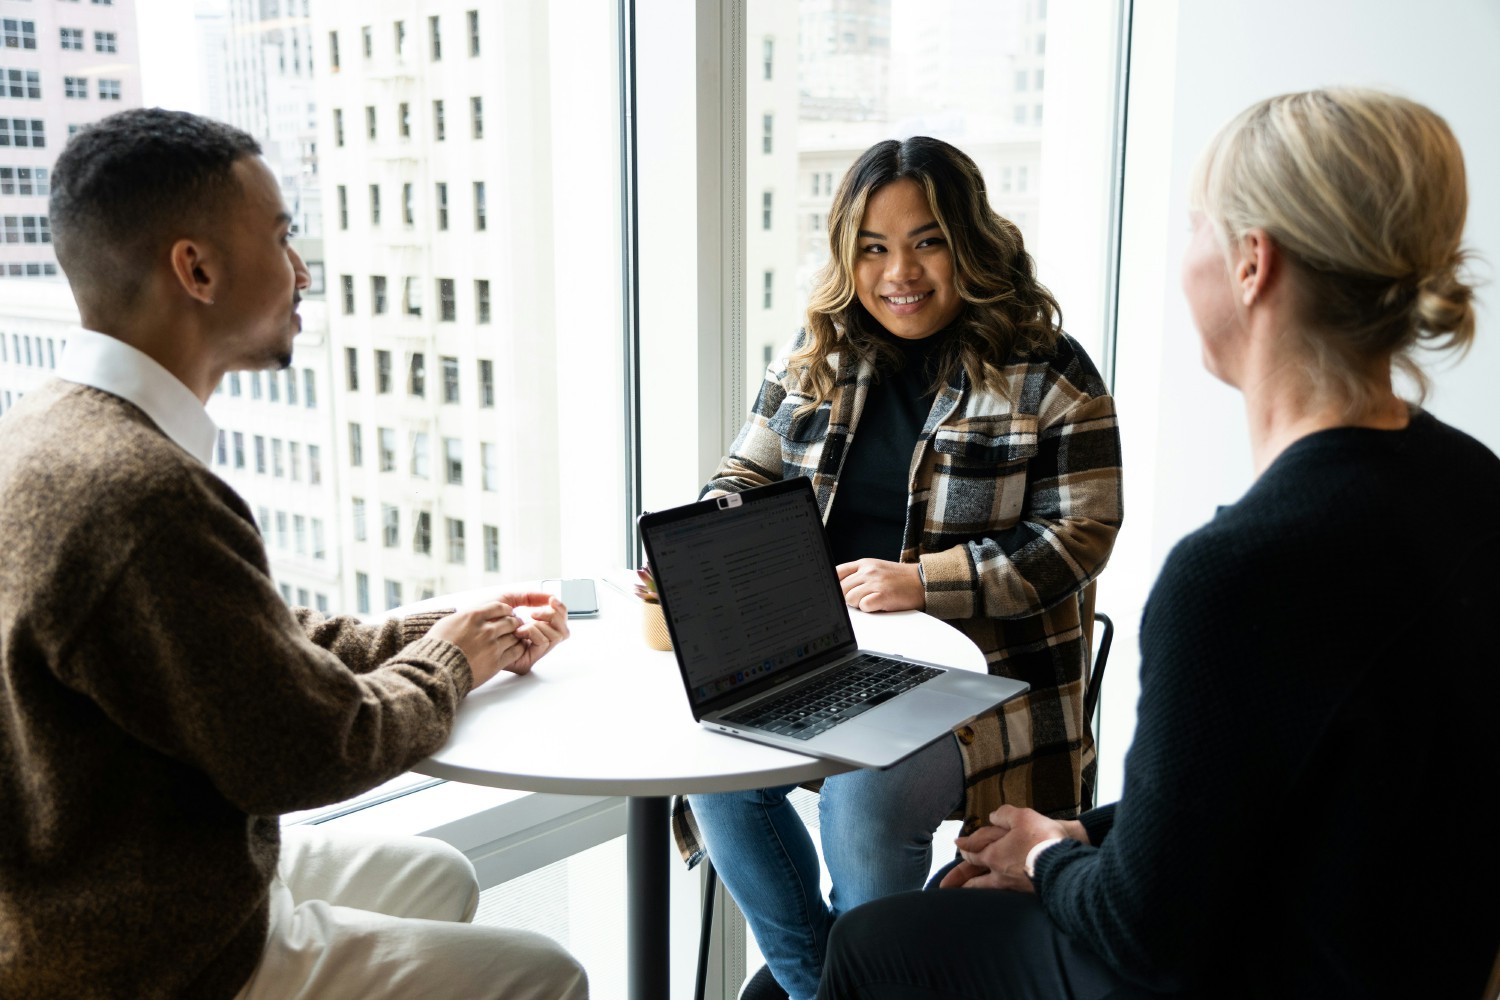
left=1084, top=612, right=1114, bottom=722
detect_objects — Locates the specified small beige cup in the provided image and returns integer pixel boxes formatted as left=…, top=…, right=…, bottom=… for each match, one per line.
left=641, top=600, right=672, bottom=651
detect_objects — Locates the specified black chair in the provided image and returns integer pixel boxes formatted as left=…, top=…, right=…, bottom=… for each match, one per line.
left=693, top=611, right=1116, bottom=1000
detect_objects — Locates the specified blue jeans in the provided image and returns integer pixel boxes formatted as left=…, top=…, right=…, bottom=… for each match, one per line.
left=688, top=734, right=964, bottom=1000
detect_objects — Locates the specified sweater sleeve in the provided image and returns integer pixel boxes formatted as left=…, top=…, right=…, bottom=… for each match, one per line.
left=55, top=484, right=473, bottom=816
left=921, top=375, right=1123, bottom=621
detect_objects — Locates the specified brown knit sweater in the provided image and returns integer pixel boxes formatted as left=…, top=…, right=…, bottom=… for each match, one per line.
left=0, top=380, right=474, bottom=998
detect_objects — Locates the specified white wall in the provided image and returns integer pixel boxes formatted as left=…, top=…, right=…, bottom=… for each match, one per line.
left=1098, top=0, right=1500, bottom=799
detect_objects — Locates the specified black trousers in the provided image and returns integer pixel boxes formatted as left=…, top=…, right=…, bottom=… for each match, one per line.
left=816, top=888, right=1164, bottom=1000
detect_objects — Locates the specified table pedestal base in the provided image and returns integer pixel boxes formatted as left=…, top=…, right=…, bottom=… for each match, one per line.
left=627, top=795, right=670, bottom=1000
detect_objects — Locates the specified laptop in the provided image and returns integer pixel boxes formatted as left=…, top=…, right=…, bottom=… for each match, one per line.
left=638, top=477, right=1029, bottom=769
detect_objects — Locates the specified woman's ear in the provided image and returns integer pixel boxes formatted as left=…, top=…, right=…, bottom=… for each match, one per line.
left=1234, top=228, right=1278, bottom=308
left=169, top=238, right=217, bottom=306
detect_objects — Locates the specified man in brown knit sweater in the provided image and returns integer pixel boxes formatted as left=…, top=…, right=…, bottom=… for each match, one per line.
left=0, top=109, right=587, bottom=999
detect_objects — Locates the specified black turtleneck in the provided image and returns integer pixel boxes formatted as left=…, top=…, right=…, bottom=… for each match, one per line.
left=824, top=329, right=952, bottom=564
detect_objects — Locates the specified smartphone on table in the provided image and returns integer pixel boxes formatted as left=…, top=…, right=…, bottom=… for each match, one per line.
left=542, top=578, right=599, bottom=618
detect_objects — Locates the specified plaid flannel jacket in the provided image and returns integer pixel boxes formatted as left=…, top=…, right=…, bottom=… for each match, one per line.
left=672, top=330, right=1123, bottom=863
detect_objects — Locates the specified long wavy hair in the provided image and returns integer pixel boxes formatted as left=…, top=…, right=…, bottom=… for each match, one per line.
left=790, top=136, right=1062, bottom=409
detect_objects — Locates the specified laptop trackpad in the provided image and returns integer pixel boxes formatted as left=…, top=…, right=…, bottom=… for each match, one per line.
left=864, top=689, right=981, bottom=740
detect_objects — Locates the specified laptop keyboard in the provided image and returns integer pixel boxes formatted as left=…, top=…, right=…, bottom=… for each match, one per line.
left=722, top=654, right=942, bottom=741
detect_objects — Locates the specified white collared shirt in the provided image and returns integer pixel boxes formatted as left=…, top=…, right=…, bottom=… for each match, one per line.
left=54, top=329, right=218, bottom=466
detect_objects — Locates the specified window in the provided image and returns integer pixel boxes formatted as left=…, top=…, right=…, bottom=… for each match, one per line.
left=1, top=69, right=40, bottom=100
left=344, top=347, right=359, bottom=391
left=1015, top=70, right=1028, bottom=92
left=351, top=498, right=367, bottom=541
left=0, top=167, right=46, bottom=195
left=365, top=105, right=377, bottom=140
left=369, top=183, right=381, bottom=225
left=308, top=444, right=322, bottom=484
left=340, top=274, right=354, bottom=314
left=288, top=442, right=301, bottom=481
left=250, top=373, right=262, bottom=400
left=473, top=181, right=486, bottom=230
left=470, top=96, right=483, bottom=139
left=272, top=439, right=284, bottom=477
left=399, top=102, right=411, bottom=138
left=293, top=514, right=306, bottom=555
left=371, top=275, right=387, bottom=314
left=94, top=31, right=116, bottom=53
left=384, top=579, right=402, bottom=611
left=378, top=428, right=396, bottom=472
left=429, top=15, right=441, bottom=60
left=483, top=524, right=500, bottom=572
left=413, top=511, right=432, bottom=555
left=59, top=27, right=82, bottom=51
left=254, top=435, right=266, bottom=474
left=444, top=437, right=463, bottom=484
left=467, top=10, right=480, bottom=56
left=232, top=432, right=245, bottom=469
left=375, top=349, right=392, bottom=392
left=269, top=370, right=280, bottom=401
left=762, top=112, right=772, bottom=153
left=433, top=100, right=445, bottom=141
left=337, top=185, right=348, bottom=228
left=328, top=30, right=340, bottom=70
left=475, top=280, right=491, bottom=325
left=347, top=423, right=363, bottom=467
left=275, top=512, right=287, bottom=550
left=762, top=190, right=772, bottom=230
left=442, top=356, right=460, bottom=403
left=481, top=442, right=497, bottom=491
left=98, top=79, right=120, bottom=101
left=762, top=269, right=773, bottom=309
left=763, top=37, right=774, bottom=80
left=438, top=278, right=456, bottom=321
left=334, top=108, right=345, bottom=146
left=446, top=517, right=466, bottom=565
left=435, top=182, right=448, bottom=229
left=355, top=573, right=369, bottom=615
left=4, top=20, right=37, bottom=50
left=382, top=504, right=399, bottom=547
left=216, top=431, right=227, bottom=466
left=361, top=25, right=372, bottom=58
left=402, top=183, right=413, bottom=225
left=285, top=369, right=298, bottom=405
left=478, top=359, right=494, bottom=407
left=394, top=19, right=406, bottom=58
left=408, top=352, right=426, bottom=397
left=0, top=118, right=45, bottom=148
left=410, top=432, right=429, bottom=479
left=404, top=276, right=422, bottom=315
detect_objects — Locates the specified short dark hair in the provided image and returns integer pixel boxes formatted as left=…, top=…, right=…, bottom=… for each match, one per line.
left=49, top=107, right=262, bottom=309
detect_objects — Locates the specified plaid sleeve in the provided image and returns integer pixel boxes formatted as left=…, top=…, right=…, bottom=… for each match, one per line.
left=921, top=370, right=1123, bottom=621
left=701, top=372, right=788, bottom=498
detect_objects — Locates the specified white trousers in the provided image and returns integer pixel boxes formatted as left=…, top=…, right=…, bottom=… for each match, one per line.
left=234, top=827, right=588, bottom=1000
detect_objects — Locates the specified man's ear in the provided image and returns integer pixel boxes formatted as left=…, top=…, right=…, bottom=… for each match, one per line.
left=169, top=238, right=217, bottom=306
left=1233, top=228, right=1279, bottom=308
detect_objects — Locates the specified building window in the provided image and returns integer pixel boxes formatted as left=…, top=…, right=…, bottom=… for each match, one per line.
left=382, top=504, right=399, bottom=546
left=340, top=274, right=354, bottom=314
left=375, top=349, right=392, bottom=393
left=438, top=278, right=456, bottom=321
left=444, top=437, right=463, bottom=484
left=428, top=15, right=441, bottom=59
left=284, top=369, right=298, bottom=405
left=215, top=431, right=227, bottom=466
left=0, top=118, right=45, bottom=148
left=232, top=431, right=245, bottom=469
left=254, top=435, right=266, bottom=474
left=272, top=439, right=284, bottom=477
left=345, top=346, right=359, bottom=391
left=762, top=112, right=773, bottom=154
left=470, top=96, right=483, bottom=139
left=97, top=79, right=121, bottom=101
left=446, top=517, right=466, bottom=565
left=478, top=359, right=494, bottom=407
left=59, top=27, right=82, bottom=51
left=402, top=183, right=413, bottom=225
left=475, top=280, right=491, bottom=325
left=356, top=573, right=369, bottom=615
left=365, top=105, right=376, bottom=140
left=408, top=351, right=426, bottom=397
left=293, top=514, right=306, bottom=555
left=275, top=512, right=287, bottom=550
left=763, top=37, right=774, bottom=80
left=473, top=181, right=486, bottom=230
left=328, top=30, right=340, bottom=70
left=337, top=185, right=348, bottom=228
left=763, top=269, right=773, bottom=309
left=481, top=442, right=497, bottom=492
left=352, top=497, right=367, bottom=541
left=369, top=183, right=381, bottom=225
left=384, top=579, right=402, bottom=611
left=289, top=441, right=301, bottom=480
left=2, top=21, right=36, bottom=49
left=435, top=182, right=448, bottom=229
left=312, top=519, right=326, bottom=560
left=250, top=373, right=262, bottom=400
left=348, top=423, right=363, bottom=467
left=442, top=356, right=460, bottom=403
left=433, top=99, right=445, bottom=141
left=361, top=24, right=372, bottom=58
left=378, top=427, right=396, bottom=472
left=413, top=511, right=432, bottom=555
left=303, top=368, right=318, bottom=407
left=94, top=31, right=116, bottom=53
left=63, top=75, right=88, bottom=99
left=308, top=444, right=322, bottom=484
left=467, top=9, right=480, bottom=56
left=334, top=108, right=344, bottom=147
left=0, top=167, right=47, bottom=195
left=404, top=276, right=422, bottom=316
left=410, top=431, right=429, bottom=479
left=484, top=524, right=500, bottom=572
left=371, top=274, right=387, bottom=314
left=398, top=101, right=411, bottom=138
left=762, top=190, right=772, bottom=230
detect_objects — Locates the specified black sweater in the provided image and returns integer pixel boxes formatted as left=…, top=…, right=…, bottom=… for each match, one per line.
left=1034, top=411, right=1500, bottom=997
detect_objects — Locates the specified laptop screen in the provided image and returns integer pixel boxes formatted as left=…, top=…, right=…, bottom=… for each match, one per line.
left=642, top=479, right=856, bottom=708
